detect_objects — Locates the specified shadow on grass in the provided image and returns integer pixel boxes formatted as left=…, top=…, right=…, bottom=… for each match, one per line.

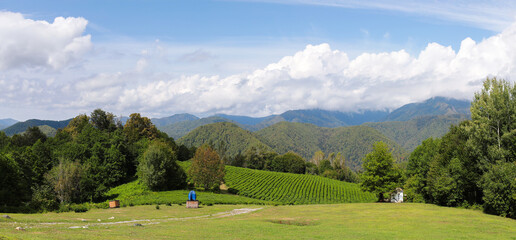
left=266, top=219, right=319, bottom=226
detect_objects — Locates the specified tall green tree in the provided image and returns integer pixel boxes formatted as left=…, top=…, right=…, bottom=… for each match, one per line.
left=124, top=113, right=159, bottom=143
left=137, top=140, right=186, bottom=191
left=45, top=159, right=83, bottom=204
left=62, top=114, right=90, bottom=138
left=189, top=144, right=225, bottom=190
left=0, top=154, right=26, bottom=206
left=470, top=77, right=516, bottom=163
left=361, top=141, right=402, bottom=201
left=404, top=138, right=440, bottom=202
left=90, top=109, right=117, bottom=132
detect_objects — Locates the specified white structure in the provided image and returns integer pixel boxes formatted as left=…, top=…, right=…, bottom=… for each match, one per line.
left=390, top=188, right=403, bottom=203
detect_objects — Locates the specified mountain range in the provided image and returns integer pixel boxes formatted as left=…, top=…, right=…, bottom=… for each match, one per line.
left=0, top=118, right=18, bottom=131
left=1, top=97, right=470, bottom=163
left=2, top=119, right=71, bottom=136
left=155, top=96, right=470, bottom=139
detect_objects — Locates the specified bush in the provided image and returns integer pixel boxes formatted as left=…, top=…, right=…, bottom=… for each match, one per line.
left=480, top=161, right=516, bottom=218
left=72, top=205, right=89, bottom=213
left=270, top=152, right=306, bottom=174
left=137, top=140, right=187, bottom=191
left=30, top=184, right=59, bottom=212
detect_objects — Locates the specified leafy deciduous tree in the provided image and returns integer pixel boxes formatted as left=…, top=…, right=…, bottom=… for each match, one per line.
left=45, top=159, right=83, bottom=204
left=137, top=140, right=186, bottom=191
left=124, top=113, right=159, bottom=143
left=189, top=144, right=225, bottom=190
left=361, top=141, right=402, bottom=201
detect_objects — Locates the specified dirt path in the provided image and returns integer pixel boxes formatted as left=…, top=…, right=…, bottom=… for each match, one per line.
left=67, top=208, right=262, bottom=229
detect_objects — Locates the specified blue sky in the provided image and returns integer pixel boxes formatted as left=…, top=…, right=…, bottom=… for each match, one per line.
left=2, top=1, right=495, bottom=51
left=1, top=0, right=516, bottom=120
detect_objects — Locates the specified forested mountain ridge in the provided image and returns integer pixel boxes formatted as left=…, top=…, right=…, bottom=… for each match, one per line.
left=278, top=109, right=389, bottom=127
left=177, top=121, right=407, bottom=171
left=158, top=116, right=242, bottom=140
left=0, top=118, right=18, bottom=130
left=151, top=113, right=199, bottom=127
left=2, top=96, right=471, bottom=141
left=256, top=122, right=407, bottom=171
left=177, top=122, right=271, bottom=157
left=383, top=96, right=470, bottom=122
left=157, top=96, right=471, bottom=139
left=365, top=114, right=469, bottom=151
left=2, top=119, right=71, bottom=136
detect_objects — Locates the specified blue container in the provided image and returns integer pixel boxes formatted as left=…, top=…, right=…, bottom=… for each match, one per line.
left=188, top=190, right=196, bottom=201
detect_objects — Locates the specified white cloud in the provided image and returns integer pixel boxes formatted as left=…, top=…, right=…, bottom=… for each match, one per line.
left=0, top=11, right=91, bottom=70
left=106, top=21, right=516, bottom=117
left=3, top=12, right=516, bottom=120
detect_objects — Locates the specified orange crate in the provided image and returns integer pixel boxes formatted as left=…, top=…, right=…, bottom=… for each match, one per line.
left=109, top=200, right=120, bottom=208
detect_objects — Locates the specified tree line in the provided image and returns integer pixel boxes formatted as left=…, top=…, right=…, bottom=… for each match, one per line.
left=0, top=110, right=196, bottom=212
left=360, top=78, right=515, bottom=218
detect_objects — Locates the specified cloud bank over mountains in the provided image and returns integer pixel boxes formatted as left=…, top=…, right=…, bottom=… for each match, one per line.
left=110, top=21, right=516, bottom=116
left=1, top=11, right=516, bottom=119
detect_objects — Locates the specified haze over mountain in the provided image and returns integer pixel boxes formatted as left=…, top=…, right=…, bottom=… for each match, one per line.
left=2, top=119, right=71, bottom=136
left=157, top=96, right=470, bottom=139
left=384, top=96, right=471, bottom=122
left=365, top=114, right=469, bottom=151
left=151, top=113, right=199, bottom=127
left=0, top=118, right=18, bottom=130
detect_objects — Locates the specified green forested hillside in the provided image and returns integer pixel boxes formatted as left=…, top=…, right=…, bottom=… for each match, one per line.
left=178, top=121, right=407, bottom=171
left=151, top=113, right=199, bottom=127
left=255, top=122, right=323, bottom=159
left=256, top=123, right=407, bottom=170
left=27, top=125, right=58, bottom=137
left=177, top=122, right=271, bottom=157
left=384, top=96, right=470, bottom=121
left=322, top=126, right=407, bottom=170
left=2, top=119, right=71, bottom=136
left=364, top=114, right=469, bottom=151
left=158, top=116, right=239, bottom=140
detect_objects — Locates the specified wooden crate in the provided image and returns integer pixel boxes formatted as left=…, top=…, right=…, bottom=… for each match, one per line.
left=109, top=200, right=120, bottom=208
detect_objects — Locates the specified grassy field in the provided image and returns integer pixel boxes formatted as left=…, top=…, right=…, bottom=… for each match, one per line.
left=1, top=203, right=514, bottom=239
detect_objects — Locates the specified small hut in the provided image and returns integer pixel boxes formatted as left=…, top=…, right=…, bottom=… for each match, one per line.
left=390, top=188, right=403, bottom=203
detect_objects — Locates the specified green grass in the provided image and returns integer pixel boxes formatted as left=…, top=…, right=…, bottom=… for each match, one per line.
left=1, top=203, right=514, bottom=239
left=224, top=165, right=376, bottom=204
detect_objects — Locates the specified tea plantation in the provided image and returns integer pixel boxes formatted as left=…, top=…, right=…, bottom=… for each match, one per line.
left=224, top=166, right=376, bottom=204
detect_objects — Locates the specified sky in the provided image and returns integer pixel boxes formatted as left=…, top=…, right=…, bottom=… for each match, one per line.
left=1, top=0, right=516, bottom=120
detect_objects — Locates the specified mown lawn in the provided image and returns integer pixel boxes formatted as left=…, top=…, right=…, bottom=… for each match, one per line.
left=1, top=203, right=515, bottom=239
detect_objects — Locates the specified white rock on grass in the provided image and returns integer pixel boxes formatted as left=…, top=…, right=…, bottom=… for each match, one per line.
left=15, top=227, right=24, bottom=231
